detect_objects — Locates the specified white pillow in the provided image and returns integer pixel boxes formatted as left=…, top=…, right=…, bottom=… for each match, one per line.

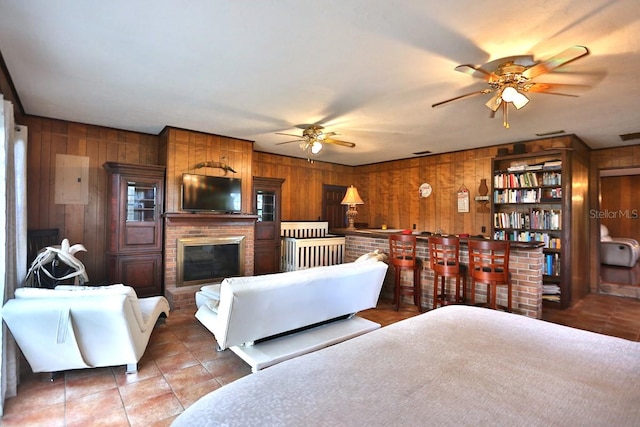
left=355, top=250, right=388, bottom=263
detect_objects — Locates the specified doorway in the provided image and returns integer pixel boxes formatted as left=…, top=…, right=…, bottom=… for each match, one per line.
left=598, top=168, right=640, bottom=295
left=322, top=184, right=347, bottom=230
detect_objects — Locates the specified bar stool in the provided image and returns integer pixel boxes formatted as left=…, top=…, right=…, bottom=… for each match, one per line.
left=388, top=234, right=423, bottom=312
left=428, top=236, right=467, bottom=309
left=468, top=239, right=512, bottom=312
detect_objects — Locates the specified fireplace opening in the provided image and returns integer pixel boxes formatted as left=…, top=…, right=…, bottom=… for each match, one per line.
left=177, top=236, right=245, bottom=287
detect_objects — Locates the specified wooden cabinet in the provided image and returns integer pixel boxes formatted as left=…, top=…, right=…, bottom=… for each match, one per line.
left=253, top=177, right=284, bottom=275
left=104, top=162, right=166, bottom=296
left=491, top=135, right=590, bottom=308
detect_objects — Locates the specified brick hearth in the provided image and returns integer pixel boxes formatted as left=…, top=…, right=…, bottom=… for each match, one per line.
left=164, top=213, right=257, bottom=309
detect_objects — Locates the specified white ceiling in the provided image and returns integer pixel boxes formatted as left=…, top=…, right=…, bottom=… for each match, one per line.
left=1, top=0, right=639, bottom=166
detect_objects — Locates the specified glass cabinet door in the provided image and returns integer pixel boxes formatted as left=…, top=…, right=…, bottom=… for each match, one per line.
left=126, top=181, right=158, bottom=222
left=256, top=191, right=276, bottom=222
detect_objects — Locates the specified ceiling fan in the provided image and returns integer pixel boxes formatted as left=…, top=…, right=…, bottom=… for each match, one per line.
left=276, top=125, right=356, bottom=160
left=432, top=45, right=590, bottom=128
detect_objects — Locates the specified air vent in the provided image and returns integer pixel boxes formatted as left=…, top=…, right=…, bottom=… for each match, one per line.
left=619, top=132, right=640, bottom=142
left=535, top=130, right=565, bottom=137
left=413, top=150, right=432, bottom=155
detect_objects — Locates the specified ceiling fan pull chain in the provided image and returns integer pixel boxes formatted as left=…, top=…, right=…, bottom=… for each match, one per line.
left=503, top=101, right=509, bottom=129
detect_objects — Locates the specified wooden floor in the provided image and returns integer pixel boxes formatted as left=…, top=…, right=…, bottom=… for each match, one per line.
left=2, top=293, right=640, bottom=426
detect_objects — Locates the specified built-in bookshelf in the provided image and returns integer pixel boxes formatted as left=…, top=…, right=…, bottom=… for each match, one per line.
left=491, top=136, right=591, bottom=309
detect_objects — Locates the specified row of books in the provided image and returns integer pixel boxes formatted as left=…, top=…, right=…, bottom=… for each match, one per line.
left=492, top=231, right=561, bottom=248
left=531, top=209, right=562, bottom=230
left=544, top=253, right=561, bottom=277
left=494, top=188, right=541, bottom=203
left=493, top=209, right=562, bottom=230
left=493, top=171, right=562, bottom=188
left=494, top=188, right=562, bottom=204
left=506, top=159, right=562, bottom=172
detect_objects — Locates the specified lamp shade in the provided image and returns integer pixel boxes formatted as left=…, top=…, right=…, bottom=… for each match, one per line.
left=501, top=86, right=518, bottom=102
left=512, top=92, right=530, bottom=110
left=311, top=141, right=323, bottom=154
left=341, top=185, right=364, bottom=205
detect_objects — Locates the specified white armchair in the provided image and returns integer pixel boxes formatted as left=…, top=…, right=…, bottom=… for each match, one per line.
left=2, top=284, right=169, bottom=375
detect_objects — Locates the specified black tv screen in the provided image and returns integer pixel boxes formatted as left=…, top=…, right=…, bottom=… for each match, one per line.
left=181, top=174, right=242, bottom=213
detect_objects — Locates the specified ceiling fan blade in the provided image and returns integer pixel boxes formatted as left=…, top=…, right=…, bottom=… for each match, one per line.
left=275, top=139, right=303, bottom=145
left=484, top=91, right=503, bottom=112
left=522, top=45, right=589, bottom=80
left=276, top=132, right=303, bottom=138
left=528, top=91, right=579, bottom=98
left=454, top=64, right=495, bottom=80
left=522, top=82, right=590, bottom=94
left=325, top=138, right=356, bottom=148
left=432, top=89, right=493, bottom=108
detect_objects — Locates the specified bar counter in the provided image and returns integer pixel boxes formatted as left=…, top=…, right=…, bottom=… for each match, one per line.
left=331, top=228, right=544, bottom=319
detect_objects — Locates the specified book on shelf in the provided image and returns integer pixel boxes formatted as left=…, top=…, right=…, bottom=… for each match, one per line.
left=544, top=253, right=561, bottom=276
left=542, top=159, right=562, bottom=170
left=507, top=164, right=527, bottom=172
left=543, top=284, right=561, bottom=294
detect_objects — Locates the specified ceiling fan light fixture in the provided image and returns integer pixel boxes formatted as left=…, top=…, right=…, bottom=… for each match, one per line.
left=311, top=141, right=323, bottom=154
left=512, top=92, right=529, bottom=110
left=500, top=86, right=529, bottom=110
left=500, top=86, right=518, bottom=102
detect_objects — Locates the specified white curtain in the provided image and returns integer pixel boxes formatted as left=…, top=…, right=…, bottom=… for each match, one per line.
left=0, top=97, right=28, bottom=414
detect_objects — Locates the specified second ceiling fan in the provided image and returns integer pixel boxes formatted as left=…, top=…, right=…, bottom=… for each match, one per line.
left=432, top=45, right=590, bottom=128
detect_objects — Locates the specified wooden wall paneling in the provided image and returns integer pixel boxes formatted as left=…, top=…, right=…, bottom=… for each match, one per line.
left=50, top=132, right=68, bottom=233
left=601, top=176, right=640, bottom=241
left=38, top=128, right=53, bottom=228
left=458, top=154, right=474, bottom=233
left=162, top=128, right=254, bottom=214
left=434, top=156, right=450, bottom=233
left=61, top=124, right=87, bottom=248
left=251, top=151, right=356, bottom=222
left=407, top=159, right=420, bottom=231
left=418, top=156, right=435, bottom=232
left=23, top=116, right=161, bottom=285
left=85, top=137, right=105, bottom=283
left=26, top=125, right=42, bottom=228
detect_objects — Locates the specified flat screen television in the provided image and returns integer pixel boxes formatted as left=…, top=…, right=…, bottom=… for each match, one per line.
left=181, top=174, right=242, bottom=213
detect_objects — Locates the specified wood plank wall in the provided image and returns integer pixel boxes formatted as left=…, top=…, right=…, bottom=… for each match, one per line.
left=23, top=116, right=160, bottom=284
left=599, top=175, right=640, bottom=241
left=160, top=127, right=254, bottom=213
left=252, top=152, right=355, bottom=221
left=355, top=149, right=496, bottom=234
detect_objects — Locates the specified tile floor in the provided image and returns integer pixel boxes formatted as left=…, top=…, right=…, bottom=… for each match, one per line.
left=2, top=293, right=640, bottom=426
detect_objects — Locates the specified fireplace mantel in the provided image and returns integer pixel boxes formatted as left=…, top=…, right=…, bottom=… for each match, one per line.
left=164, top=212, right=258, bottom=227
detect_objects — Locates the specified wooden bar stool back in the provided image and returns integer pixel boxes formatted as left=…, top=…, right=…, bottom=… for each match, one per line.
left=468, top=239, right=512, bottom=312
left=428, top=236, right=467, bottom=309
left=388, top=234, right=423, bottom=312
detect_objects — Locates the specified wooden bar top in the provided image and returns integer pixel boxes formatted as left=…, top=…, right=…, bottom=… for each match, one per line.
left=330, top=228, right=544, bottom=249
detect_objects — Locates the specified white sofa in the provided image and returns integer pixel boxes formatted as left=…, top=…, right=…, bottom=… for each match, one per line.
left=2, top=284, right=170, bottom=375
left=195, top=255, right=389, bottom=372
left=601, top=224, right=640, bottom=267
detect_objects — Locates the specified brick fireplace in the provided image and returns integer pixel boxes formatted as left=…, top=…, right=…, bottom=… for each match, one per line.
left=164, top=213, right=257, bottom=309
